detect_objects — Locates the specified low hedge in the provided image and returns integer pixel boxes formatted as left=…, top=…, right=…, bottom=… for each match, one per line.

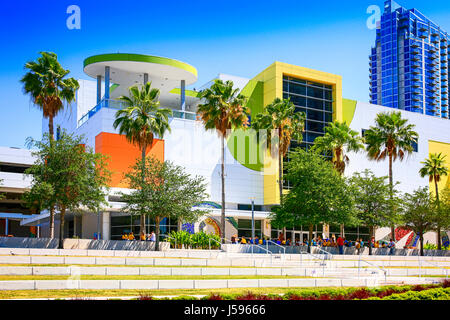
left=136, top=280, right=450, bottom=300
left=366, top=287, right=450, bottom=300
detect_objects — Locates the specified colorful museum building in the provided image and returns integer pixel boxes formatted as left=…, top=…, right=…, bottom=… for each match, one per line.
left=0, top=52, right=449, bottom=246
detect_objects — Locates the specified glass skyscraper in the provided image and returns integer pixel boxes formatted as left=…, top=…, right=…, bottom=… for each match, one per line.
left=370, top=0, right=449, bottom=119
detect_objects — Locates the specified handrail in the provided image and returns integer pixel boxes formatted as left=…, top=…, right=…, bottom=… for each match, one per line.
left=297, top=248, right=329, bottom=276
left=358, top=254, right=387, bottom=282
left=251, top=243, right=274, bottom=264
left=267, top=240, right=286, bottom=256
left=314, top=246, right=333, bottom=260
left=208, top=237, right=222, bottom=251
left=419, top=257, right=449, bottom=279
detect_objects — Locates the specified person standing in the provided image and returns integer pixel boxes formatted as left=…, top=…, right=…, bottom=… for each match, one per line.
left=149, top=231, right=156, bottom=242
left=388, top=238, right=396, bottom=255
left=337, top=235, right=344, bottom=255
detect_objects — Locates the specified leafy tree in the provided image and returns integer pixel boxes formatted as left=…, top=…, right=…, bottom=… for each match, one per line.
left=113, top=82, right=172, bottom=236
left=400, top=187, right=437, bottom=256
left=269, top=149, right=355, bottom=246
left=349, top=169, right=399, bottom=255
left=364, top=111, right=419, bottom=239
left=197, top=79, right=249, bottom=242
left=21, top=51, right=80, bottom=237
left=24, top=132, right=111, bottom=248
left=121, top=157, right=209, bottom=251
left=252, top=97, right=305, bottom=204
left=419, top=153, right=449, bottom=249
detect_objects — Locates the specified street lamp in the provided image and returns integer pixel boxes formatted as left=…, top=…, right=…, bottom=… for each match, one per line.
left=250, top=197, right=255, bottom=255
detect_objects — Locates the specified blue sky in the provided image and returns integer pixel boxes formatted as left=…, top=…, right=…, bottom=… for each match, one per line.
left=1, top=0, right=450, bottom=148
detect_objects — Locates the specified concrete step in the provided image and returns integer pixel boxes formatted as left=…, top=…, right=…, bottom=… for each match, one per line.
left=2, top=248, right=449, bottom=262
left=0, top=276, right=442, bottom=291
left=0, top=266, right=308, bottom=277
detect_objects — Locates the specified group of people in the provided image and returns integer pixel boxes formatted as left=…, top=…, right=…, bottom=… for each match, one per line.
left=121, top=231, right=156, bottom=242
left=230, top=233, right=397, bottom=255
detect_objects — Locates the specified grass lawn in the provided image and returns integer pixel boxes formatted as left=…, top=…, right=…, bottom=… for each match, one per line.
left=0, top=275, right=313, bottom=281
left=0, top=286, right=338, bottom=300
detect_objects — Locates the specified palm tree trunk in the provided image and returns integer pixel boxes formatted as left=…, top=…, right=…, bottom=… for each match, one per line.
left=278, top=150, right=283, bottom=204
left=435, top=178, right=441, bottom=250
left=48, top=115, right=55, bottom=239
left=388, top=154, right=395, bottom=240
left=49, top=207, right=55, bottom=238
left=178, top=219, right=183, bottom=232
left=419, top=232, right=424, bottom=257
left=221, top=136, right=226, bottom=243
left=140, top=146, right=146, bottom=238
left=58, top=205, right=65, bottom=249
left=48, top=115, right=54, bottom=140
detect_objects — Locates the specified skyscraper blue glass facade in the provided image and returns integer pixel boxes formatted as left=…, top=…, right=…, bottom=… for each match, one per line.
left=370, top=0, right=449, bottom=119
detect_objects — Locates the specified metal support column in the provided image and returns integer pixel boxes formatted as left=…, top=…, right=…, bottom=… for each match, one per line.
left=104, top=66, right=110, bottom=108
left=144, top=73, right=148, bottom=85
left=96, top=75, right=102, bottom=104
left=181, top=79, right=186, bottom=117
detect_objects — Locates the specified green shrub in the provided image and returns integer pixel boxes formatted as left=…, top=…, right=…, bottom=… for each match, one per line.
left=423, top=243, right=450, bottom=250
left=367, top=288, right=450, bottom=300
left=168, top=230, right=220, bottom=249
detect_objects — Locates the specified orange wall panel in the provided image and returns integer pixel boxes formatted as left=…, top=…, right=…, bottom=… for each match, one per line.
left=95, top=132, right=164, bottom=188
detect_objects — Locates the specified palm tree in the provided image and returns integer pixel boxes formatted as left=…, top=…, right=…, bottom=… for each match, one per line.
left=113, top=82, right=172, bottom=241
left=419, top=152, right=448, bottom=249
left=197, top=79, right=249, bottom=242
left=311, top=121, right=364, bottom=175
left=21, top=51, right=79, bottom=238
left=365, top=111, right=419, bottom=239
left=311, top=121, right=364, bottom=236
left=252, top=97, right=305, bottom=205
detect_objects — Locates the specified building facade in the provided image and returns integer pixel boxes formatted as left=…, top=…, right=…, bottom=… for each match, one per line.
left=1, top=53, right=449, bottom=246
left=370, top=0, right=449, bottom=119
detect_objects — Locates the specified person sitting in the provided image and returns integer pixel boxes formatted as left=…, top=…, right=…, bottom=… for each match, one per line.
left=128, top=232, right=135, bottom=241
left=140, top=232, right=146, bottom=241
left=122, top=233, right=128, bottom=240
left=240, top=237, right=247, bottom=244
left=231, top=234, right=237, bottom=244
left=259, top=238, right=263, bottom=245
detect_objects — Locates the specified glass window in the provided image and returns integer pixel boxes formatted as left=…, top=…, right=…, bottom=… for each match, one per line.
left=289, top=83, right=306, bottom=96
left=307, top=86, right=324, bottom=99
left=307, top=98, right=323, bottom=110
left=290, top=95, right=306, bottom=107
left=307, top=121, right=325, bottom=133
left=307, top=109, right=324, bottom=121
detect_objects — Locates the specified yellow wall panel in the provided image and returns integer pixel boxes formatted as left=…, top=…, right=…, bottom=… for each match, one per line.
left=250, top=62, right=343, bottom=205
left=428, top=140, right=450, bottom=193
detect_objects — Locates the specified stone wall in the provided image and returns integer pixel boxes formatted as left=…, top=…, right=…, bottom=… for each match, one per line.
left=0, top=237, right=170, bottom=251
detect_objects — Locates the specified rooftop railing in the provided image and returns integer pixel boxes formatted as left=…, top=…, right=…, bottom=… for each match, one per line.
left=77, top=98, right=197, bottom=127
